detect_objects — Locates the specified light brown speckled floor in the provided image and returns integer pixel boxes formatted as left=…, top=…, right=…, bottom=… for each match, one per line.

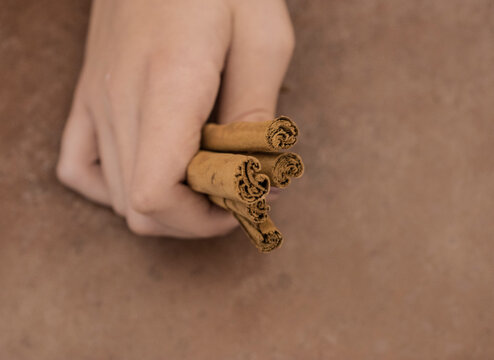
left=1, top=0, right=494, bottom=358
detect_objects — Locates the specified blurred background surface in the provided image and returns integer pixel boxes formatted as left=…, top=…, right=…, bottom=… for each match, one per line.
left=1, top=0, right=494, bottom=358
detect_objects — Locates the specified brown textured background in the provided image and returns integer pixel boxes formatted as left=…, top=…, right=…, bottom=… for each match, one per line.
left=1, top=0, right=494, bottom=358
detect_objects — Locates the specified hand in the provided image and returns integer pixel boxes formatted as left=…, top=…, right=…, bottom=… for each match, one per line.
left=56, top=0, right=294, bottom=238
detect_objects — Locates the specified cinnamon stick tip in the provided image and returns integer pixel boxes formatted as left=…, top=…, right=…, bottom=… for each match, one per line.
left=267, top=116, right=299, bottom=150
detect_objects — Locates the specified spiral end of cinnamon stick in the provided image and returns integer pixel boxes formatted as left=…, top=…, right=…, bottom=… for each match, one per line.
left=235, top=158, right=270, bottom=203
left=272, top=153, right=305, bottom=188
left=266, top=116, right=299, bottom=150
left=258, top=230, right=284, bottom=253
left=247, top=199, right=271, bottom=224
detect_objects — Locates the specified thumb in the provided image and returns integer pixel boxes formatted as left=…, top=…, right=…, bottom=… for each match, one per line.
left=217, top=0, right=295, bottom=124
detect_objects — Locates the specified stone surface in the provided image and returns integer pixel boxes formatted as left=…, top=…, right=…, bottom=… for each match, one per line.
left=1, top=0, right=494, bottom=358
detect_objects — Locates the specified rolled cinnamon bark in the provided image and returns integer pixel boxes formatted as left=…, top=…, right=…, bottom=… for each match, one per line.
left=234, top=214, right=284, bottom=253
left=209, top=195, right=270, bottom=224
left=187, top=151, right=270, bottom=203
left=201, top=116, right=299, bottom=152
left=253, top=152, right=304, bottom=188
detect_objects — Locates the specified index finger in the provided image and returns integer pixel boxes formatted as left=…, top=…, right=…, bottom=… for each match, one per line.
left=129, top=57, right=238, bottom=237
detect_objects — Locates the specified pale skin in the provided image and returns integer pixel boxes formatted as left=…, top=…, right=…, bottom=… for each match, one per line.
left=57, top=0, right=294, bottom=238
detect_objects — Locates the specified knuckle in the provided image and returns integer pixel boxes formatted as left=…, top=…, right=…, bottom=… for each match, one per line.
left=126, top=213, right=155, bottom=237
left=56, top=159, right=83, bottom=188
left=283, top=27, right=296, bottom=54
left=252, top=24, right=295, bottom=58
left=112, top=203, right=126, bottom=217
left=273, top=27, right=296, bottom=57
left=129, top=186, right=168, bottom=215
left=129, top=189, right=155, bottom=214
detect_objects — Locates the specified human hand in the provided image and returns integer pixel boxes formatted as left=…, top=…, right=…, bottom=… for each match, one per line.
left=57, top=0, right=294, bottom=238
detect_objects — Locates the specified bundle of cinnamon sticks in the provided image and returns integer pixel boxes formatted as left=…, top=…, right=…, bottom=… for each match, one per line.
left=186, top=116, right=304, bottom=253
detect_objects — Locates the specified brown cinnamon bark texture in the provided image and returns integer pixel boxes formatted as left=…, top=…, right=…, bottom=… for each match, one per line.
left=253, top=152, right=304, bottom=188
left=234, top=214, right=284, bottom=253
left=209, top=195, right=270, bottom=224
left=201, top=116, right=299, bottom=152
left=187, top=151, right=270, bottom=203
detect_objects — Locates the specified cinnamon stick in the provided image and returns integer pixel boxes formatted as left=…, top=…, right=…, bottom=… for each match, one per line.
left=201, top=116, right=299, bottom=152
left=187, top=151, right=270, bottom=203
left=234, top=214, right=284, bottom=253
left=209, top=195, right=270, bottom=224
left=253, top=152, right=304, bottom=188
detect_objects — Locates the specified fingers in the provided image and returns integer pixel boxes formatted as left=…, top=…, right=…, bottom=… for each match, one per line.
left=128, top=57, right=239, bottom=237
left=57, top=101, right=111, bottom=206
left=218, top=0, right=295, bottom=124
left=128, top=185, right=238, bottom=238
left=125, top=207, right=226, bottom=239
left=125, top=0, right=295, bottom=237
